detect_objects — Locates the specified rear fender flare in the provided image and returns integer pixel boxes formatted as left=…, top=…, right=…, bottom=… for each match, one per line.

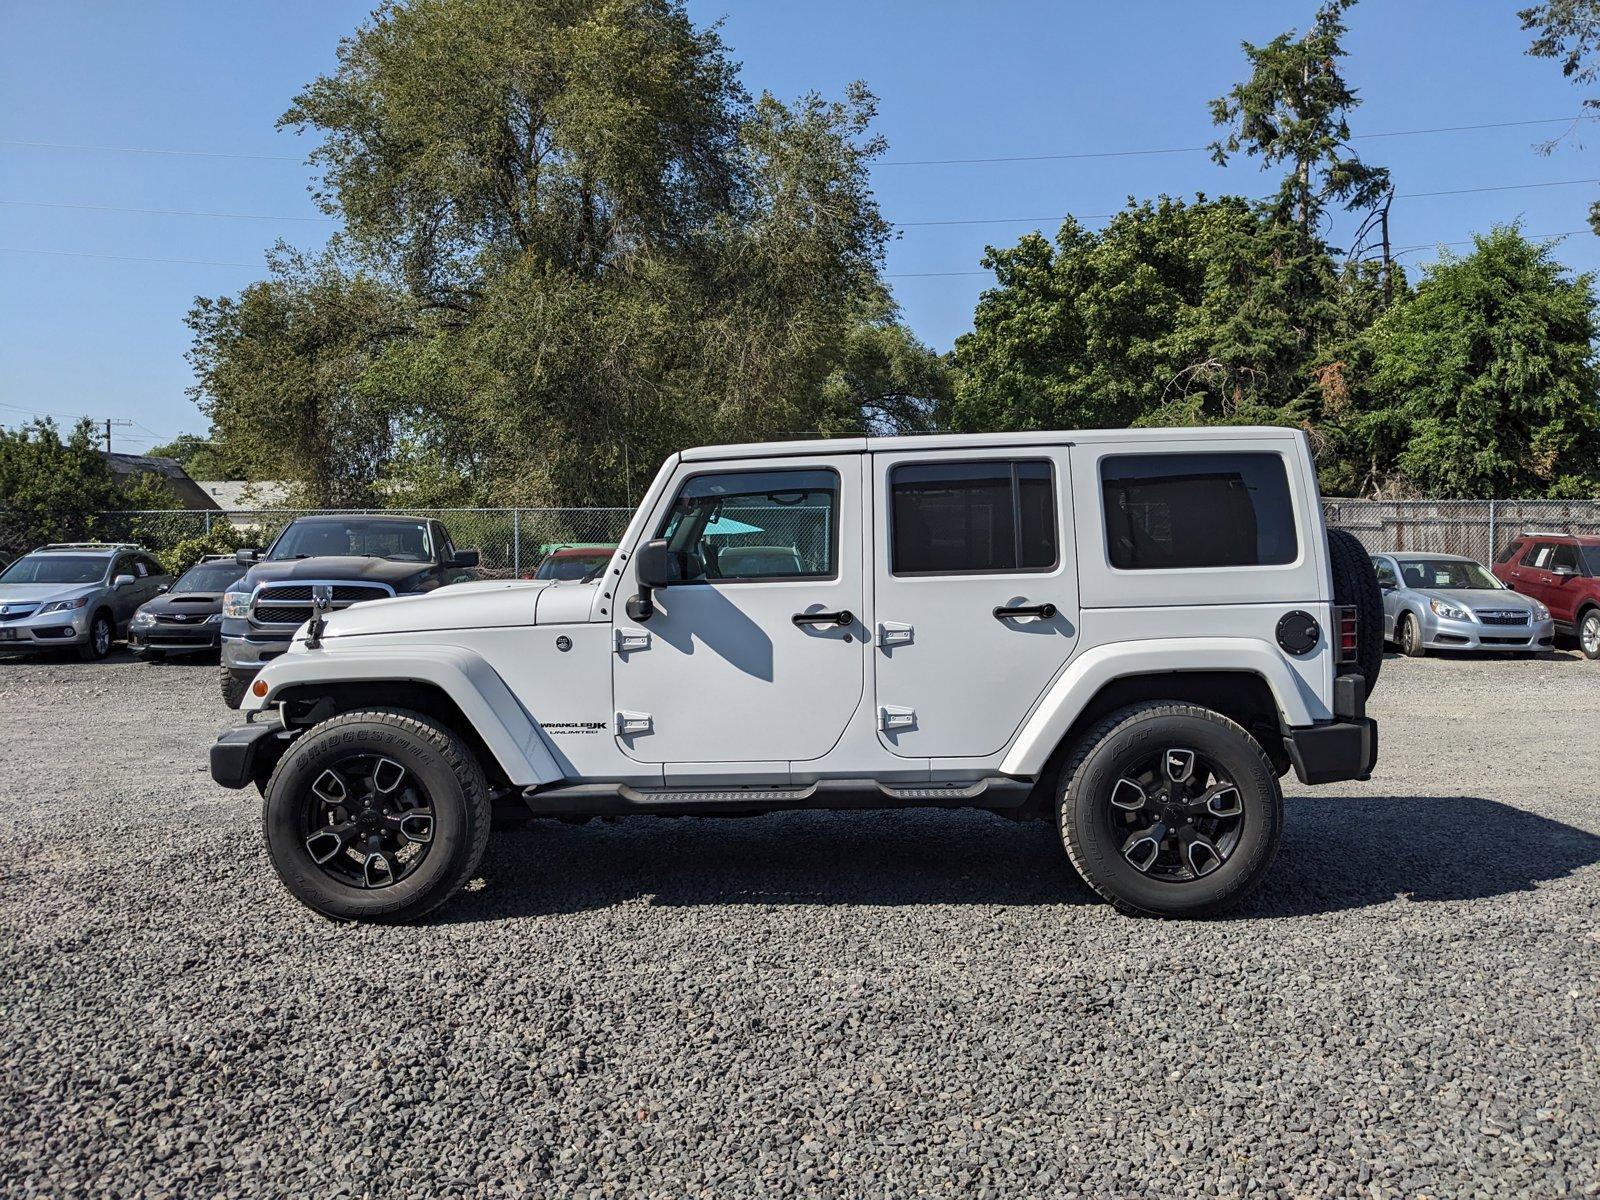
left=1000, top=637, right=1325, bottom=777
left=242, top=645, right=562, bottom=786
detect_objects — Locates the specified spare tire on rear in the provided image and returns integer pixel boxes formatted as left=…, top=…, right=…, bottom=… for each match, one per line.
left=1326, top=527, right=1382, bottom=697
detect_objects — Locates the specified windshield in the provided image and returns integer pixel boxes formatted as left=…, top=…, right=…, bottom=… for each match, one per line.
left=172, top=561, right=243, bottom=593
left=268, top=520, right=432, bottom=562
left=535, top=553, right=611, bottom=581
left=1396, top=558, right=1502, bottom=590
left=0, top=554, right=107, bottom=585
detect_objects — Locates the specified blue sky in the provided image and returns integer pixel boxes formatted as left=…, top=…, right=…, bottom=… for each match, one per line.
left=2, top=0, right=1597, bottom=451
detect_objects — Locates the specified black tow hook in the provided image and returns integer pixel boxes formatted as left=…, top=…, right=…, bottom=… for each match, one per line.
left=305, top=587, right=332, bottom=649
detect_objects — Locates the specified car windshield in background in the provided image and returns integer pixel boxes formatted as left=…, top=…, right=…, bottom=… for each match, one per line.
left=268, top=521, right=432, bottom=562
left=535, top=554, right=612, bottom=581
left=0, top=555, right=106, bottom=585
left=172, top=562, right=243, bottom=593
left=1396, top=559, right=1502, bottom=590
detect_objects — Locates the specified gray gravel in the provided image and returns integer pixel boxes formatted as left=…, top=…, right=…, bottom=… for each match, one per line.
left=2, top=645, right=1598, bottom=1199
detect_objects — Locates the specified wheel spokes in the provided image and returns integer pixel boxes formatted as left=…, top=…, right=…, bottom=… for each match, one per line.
left=362, top=850, right=400, bottom=888
left=1162, top=748, right=1196, bottom=785
left=393, top=809, right=434, bottom=845
left=311, top=768, right=349, bottom=808
left=1182, top=830, right=1224, bottom=877
left=1121, top=823, right=1166, bottom=873
left=372, top=758, right=407, bottom=796
left=1110, top=777, right=1148, bottom=811
left=305, top=821, right=355, bottom=865
left=1189, top=783, right=1243, bottom=819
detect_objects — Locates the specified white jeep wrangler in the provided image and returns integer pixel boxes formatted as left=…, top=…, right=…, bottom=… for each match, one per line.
left=211, top=428, right=1381, bottom=923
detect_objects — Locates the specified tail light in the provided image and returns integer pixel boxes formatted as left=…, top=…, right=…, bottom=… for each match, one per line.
left=1335, top=605, right=1359, bottom=664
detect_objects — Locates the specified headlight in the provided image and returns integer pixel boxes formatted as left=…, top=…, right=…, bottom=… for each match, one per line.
left=37, top=596, right=89, bottom=615
left=131, top=611, right=155, bottom=627
left=223, top=590, right=252, bottom=619
left=1530, top=599, right=1550, bottom=620
left=1430, top=598, right=1471, bottom=621
left=206, top=613, right=225, bottom=624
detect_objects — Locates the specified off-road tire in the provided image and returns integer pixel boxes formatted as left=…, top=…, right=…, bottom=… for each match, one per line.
left=1327, top=528, right=1383, bottom=694
left=262, top=708, right=491, bottom=923
left=77, top=610, right=114, bottom=662
left=1058, top=702, right=1283, bottom=918
left=1579, top=608, right=1600, bottom=661
left=1399, top=612, right=1426, bottom=657
left=219, top=664, right=251, bottom=709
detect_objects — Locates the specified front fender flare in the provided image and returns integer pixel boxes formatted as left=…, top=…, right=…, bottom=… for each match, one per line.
left=242, top=644, right=563, bottom=786
left=999, top=637, right=1326, bottom=777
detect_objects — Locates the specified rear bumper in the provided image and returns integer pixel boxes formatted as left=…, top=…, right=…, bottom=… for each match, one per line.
left=1283, top=673, right=1378, bottom=785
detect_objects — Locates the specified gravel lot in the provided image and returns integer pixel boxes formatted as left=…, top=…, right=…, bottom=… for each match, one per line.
left=2, top=646, right=1598, bottom=1199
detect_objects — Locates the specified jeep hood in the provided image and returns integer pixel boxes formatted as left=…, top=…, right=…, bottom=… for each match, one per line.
left=243, top=556, right=431, bottom=588
left=317, top=578, right=560, bottom=638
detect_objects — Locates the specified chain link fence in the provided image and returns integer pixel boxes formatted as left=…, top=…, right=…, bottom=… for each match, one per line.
left=1320, top=499, right=1600, bottom=563
left=81, top=498, right=1600, bottom=577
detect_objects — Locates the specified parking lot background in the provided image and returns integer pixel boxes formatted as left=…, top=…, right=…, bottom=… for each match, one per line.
left=1, top=650, right=1597, bottom=1197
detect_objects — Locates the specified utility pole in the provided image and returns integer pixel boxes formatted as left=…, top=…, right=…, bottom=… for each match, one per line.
left=102, top=418, right=134, bottom=454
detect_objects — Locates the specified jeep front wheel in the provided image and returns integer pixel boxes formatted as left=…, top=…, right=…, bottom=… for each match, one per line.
left=1058, top=703, right=1283, bottom=918
left=261, top=708, right=492, bottom=923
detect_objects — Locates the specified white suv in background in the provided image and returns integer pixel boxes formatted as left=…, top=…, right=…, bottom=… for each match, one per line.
left=211, top=428, right=1382, bottom=924
left=0, top=543, right=170, bottom=660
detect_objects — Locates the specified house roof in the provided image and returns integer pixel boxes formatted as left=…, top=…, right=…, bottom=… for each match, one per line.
left=102, top=452, right=219, bottom=511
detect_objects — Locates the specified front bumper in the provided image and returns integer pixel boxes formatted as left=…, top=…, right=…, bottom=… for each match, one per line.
left=210, top=712, right=296, bottom=789
left=0, top=608, right=91, bottom=649
left=221, top=629, right=293, bottom=671
left=132, top=621, right=221, bottom=652
left=1420, top=610, right=1553, bottom=651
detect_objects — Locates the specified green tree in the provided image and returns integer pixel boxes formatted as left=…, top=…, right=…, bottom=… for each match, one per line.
left=0, top=419, right=125, bottom=558
left=184, top=0, right=927, bottom=507
left=948, top=198, right=1347, bottom=441
left=186, top=248, right=410, bottom=506
left=146, top=433, right=244, bottom=481
left=1357, top=226, right=1600, bottom=497
left=1521, top=1, right=1600, bottom=233
left=1209, top=0, right=1390, bottom=246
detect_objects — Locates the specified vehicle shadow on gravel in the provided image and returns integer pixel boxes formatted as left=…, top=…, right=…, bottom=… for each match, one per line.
left=1245, top=794, right=1600, bottom=917
left=441, top=811, right=1093, bottom=921
left=441, top=796, right=1600, bottom=922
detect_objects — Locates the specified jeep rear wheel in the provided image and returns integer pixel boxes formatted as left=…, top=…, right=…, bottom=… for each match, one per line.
left=261, top=708, right=491, bottom=923
left=1058, top=703, right=1283, bottom=918
left=1326, top=528, right=1383, bottom=694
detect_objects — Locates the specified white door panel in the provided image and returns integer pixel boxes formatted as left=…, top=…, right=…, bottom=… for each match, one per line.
left=872, top=448, right=1078, bottom=759
left=612, top=455, right=866, bottom=766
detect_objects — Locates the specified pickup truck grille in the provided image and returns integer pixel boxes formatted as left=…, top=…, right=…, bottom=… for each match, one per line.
left=1475, top=610, right=1529, bottom=626
left=250, top=580, right=395, bottom=626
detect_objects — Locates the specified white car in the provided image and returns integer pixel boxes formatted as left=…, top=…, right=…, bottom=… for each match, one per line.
left=212, top=427, right=1382, bottom=923
left=0, top=543, right=170, bottom=660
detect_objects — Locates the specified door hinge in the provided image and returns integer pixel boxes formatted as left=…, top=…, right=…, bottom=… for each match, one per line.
left=614, top=627, right=651, bottom=653
left=615, top=710, right=653, bottom=736
left=877, top=620, right=914, bottom=647
left=878, top=705, right=916, bottom=731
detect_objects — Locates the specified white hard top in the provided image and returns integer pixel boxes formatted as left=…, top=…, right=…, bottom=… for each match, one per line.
left=679, top=425, right=1306, bottom=462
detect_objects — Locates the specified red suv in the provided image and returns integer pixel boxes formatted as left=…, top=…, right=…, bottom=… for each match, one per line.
left=1493, top=533, right=1600, bottom=659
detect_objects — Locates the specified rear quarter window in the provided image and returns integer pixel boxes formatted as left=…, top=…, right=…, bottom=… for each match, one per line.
left=1100, top=452, right=1297, bottom=570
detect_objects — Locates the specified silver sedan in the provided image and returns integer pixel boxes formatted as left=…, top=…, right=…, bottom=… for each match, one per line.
left=1371, top=553, right=1553, bottom=656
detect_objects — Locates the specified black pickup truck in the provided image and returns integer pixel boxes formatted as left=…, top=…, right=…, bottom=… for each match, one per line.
left=219, top=514, right=478, bottom=707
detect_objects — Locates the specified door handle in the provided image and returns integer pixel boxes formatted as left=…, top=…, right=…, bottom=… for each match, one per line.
left=792, top=609, right=853, bottom=628
left=993, top=602, right=1057, bottom=620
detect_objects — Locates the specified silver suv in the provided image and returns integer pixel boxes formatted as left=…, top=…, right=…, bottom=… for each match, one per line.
left=0, top=544, right=171, bottom=660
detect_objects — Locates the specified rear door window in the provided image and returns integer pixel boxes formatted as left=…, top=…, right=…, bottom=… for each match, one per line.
left=889, top=460, right=1056, bottom=575
left=1100, top=452, right=1297, bottom=570
left=1521, top=543, right=1555, bottom=569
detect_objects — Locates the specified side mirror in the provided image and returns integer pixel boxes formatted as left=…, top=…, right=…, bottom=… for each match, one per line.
left=635, top=539, right=701, bottom=589
left=235, top=548, right=260, bottom=566
left=112, top=574, right=135, bottom=590
left=450, top=549, right=480, bottom=569
left=1554, top=565, right=1578, bottom=578
left=156, top=583, right=170, bottom=594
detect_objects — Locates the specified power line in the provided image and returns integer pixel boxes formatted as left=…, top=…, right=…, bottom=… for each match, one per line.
left=0, top=246, right=261, bottom=268
left=0, top=198, right=333, bottom=223
left=0, top=137, right=301, bottom=162
left=876, top=114, right=1598, bottom=167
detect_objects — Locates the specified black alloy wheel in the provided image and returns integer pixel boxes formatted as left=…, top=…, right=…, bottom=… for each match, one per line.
left=299, top=754, right=436, bottom=889
left=1102, top=746, right=1245, bottom=882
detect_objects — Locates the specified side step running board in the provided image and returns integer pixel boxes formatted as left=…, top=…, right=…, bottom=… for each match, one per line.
left=520, top=776, right=1034, bottom=817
